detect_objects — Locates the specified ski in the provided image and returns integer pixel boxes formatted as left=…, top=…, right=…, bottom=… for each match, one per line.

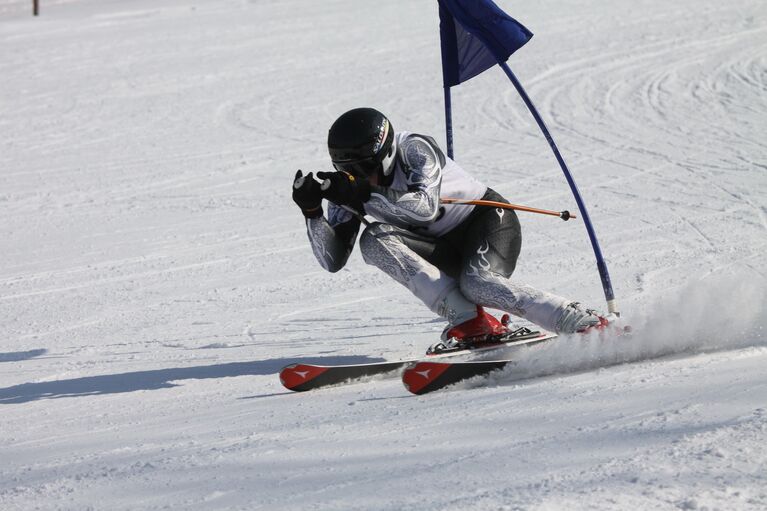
left=279, top=327, right=555, bottom=392
left=280, top=360, right=415, bottom=392
left=402, top=359, right=512, bottom=395
left=402, top=322, right=631, bottom=394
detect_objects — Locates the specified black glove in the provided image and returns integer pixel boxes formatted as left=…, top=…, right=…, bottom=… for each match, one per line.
left=292, top=170, right=323, bottom=218
left=316, top=171, right=371, bottom=208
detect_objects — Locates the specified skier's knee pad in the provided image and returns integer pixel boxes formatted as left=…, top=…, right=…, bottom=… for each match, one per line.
left=459, top=270, right=479, bottom=303
left=458, top=266, right=506, bottom=305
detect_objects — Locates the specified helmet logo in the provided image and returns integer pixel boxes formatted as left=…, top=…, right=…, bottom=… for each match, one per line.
left=373, top=119, right=390, bottom=154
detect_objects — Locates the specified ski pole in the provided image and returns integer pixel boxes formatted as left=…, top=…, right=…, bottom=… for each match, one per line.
left=441, top=198, right=575, bottom=221
left=340, top=199, right=573, bottom=225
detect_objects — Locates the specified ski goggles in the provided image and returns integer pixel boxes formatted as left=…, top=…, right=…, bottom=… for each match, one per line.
left=332, top=136, right=397, bottom=178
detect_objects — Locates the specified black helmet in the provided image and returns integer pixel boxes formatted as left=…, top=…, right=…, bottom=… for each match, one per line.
left=327, top=108, right=396, bottom=178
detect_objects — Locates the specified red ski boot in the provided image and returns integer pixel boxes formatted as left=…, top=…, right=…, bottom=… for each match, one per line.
left=426, top=307, right=511, bottom=355
left=440, top=306, right=509, bottom=342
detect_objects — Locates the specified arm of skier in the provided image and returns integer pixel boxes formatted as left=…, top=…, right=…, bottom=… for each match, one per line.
left=366, top=136, right=442, bottom=226
left=293, top=170, right=360, bottom=273
left=305, top=205, right=361, bottom=273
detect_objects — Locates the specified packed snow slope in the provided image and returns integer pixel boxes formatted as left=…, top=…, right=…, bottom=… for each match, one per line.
left=1, top=0, right=766, bottom=509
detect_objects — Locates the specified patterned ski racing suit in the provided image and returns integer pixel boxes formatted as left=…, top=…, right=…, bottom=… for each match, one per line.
left=304, top=131, right=574, bottom=333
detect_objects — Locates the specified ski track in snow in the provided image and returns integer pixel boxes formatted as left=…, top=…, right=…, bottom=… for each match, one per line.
left=1, top=0, right=766, bottom=509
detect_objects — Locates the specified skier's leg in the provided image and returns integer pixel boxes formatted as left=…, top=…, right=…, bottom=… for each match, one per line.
left=358, top=222, right=477, bottom=325
left=456, top=191, right=600, bottom=334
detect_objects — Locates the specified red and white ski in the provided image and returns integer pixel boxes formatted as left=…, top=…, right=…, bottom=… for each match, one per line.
left=402, top=359, right=512, bottom=395
left=279, top=327, right=555, bottom=392
left=280, top=360, right=414, bottom=392
left=402, top=321, right=632, bottom=394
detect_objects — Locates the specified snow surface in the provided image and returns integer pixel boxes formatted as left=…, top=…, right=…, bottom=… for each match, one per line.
left=2, top=0, right=766, bottom=509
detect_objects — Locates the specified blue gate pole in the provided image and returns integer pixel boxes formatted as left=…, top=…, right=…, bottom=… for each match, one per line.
left=444, top=85, right=455, bottom=159
left=499, top=62, right=617, bottom=314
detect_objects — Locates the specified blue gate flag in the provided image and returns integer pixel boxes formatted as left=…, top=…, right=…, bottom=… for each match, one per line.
left=439, top=0, right=533, bottom=87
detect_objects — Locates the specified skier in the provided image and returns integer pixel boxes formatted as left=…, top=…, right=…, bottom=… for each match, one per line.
left=292, top=107, right=604, bottom=342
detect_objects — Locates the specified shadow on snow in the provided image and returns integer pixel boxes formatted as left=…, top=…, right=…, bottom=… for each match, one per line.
left=0, top=349, right=48, bottom=363
left=0, top=354, right=383, bottom=405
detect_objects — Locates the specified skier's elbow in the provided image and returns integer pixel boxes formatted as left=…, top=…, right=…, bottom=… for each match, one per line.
left=317, top=251, right=350, bottom=273
left=315, top=255, right=343, bottom=273
left=325, top=260, right=346, bottom=273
